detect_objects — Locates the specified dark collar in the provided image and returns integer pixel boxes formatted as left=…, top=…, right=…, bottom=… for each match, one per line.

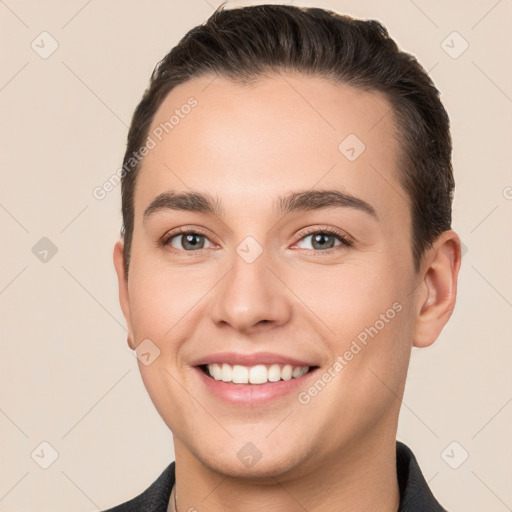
left=102, top=441, right=447, bottom=511
left=396, top=441, right=447, bottom=511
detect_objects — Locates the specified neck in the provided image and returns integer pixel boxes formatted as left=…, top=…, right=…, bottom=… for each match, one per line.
left=172, top=430, right=400, bottom=512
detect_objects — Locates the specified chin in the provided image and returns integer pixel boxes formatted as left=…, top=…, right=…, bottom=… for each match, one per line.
left=185, top=435, right=313, bottom=483
left=203, top=452, right=306, bottom=482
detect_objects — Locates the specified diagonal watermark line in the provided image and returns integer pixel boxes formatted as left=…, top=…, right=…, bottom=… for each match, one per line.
left=200, top=476, right=228, bottom=504
left=60, top=204, right=89, bottom=233
left=278, top=71, right=336, bottom=130
left=306, top=163, right=337, bottom=190
left=427, top=61, right=439, bottom=75
left=270, top=477, right=309, bottom=511
left=471, top=265, right=512, bottom=309
left=163, top=368, right=234, bottom=438
left=428, top=472, right=439, bottom=484
left=0, top=472, right=29, bottom=502
left=0, top=0, right=29, bottom=28
left=471, top=471, right=512, bottom=510
left=471, top=0, right=503, bottom=30
left=470, top=204, right=499, bottom=233
left=472, top=396, right=512, bottom=439
left=369, top=107, right=392, bottom=132
left=406, top=275, right=425, bottom=299
left=201, top=74, right=217, bottom=93
left=0, top=62, right=29, bottom=92
left=408, top=0, right=439, bottom=28
left=61, top=0, right=94, bottom=29
left=61, top=471, right=100, bottom=509
left=265, top=410, right=293, bottom=438
left=61, top=369, right=131, bottom=439
left=61, top=61, right=129, bottom=127
left=202, top=0, right=216, bottom=10
left=163, top=163, right=231, bottom=235
left=265, top=163, right=337, bottom=236
left=266, top=265, right=336, bottom=335
left=61, top=265, right=127, bottom=331
left=0, top=408, right=29, bottom=439
left=368, top=163, right=409, bottom=205
left=472, top=61, right=512, bottom=105
left=368, top=57, right=432, bottom=131
left=165, top=267, right=233, bottom=336
left=200, top=477, right=228, bottom=504
left=369, top=367, right=440, bottom=438
left=0, top=202, right=29, bottom=233
left=0, top=265, right=28, bottom=296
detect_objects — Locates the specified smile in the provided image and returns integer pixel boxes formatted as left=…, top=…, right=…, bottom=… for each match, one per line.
left=202, top=363, right=311, bottom=384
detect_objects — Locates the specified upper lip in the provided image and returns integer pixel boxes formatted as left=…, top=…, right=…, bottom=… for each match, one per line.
left=190, top=351, right=316, bottom=367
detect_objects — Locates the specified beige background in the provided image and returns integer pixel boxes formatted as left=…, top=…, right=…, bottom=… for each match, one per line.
left=0, top=0, right=511, bottom=511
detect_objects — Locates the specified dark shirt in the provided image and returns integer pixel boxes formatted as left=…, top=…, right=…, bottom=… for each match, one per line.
left=102, top=441, right=447, bottom=511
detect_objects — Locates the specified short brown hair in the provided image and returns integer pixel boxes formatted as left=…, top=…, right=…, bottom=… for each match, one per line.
left=120, top=3, right=454, bottom=276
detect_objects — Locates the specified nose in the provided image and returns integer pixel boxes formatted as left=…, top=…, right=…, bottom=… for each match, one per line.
left=209, top=245, right=292, bottom=334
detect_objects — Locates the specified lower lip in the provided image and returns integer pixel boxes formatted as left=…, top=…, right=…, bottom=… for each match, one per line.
left=194, top=367, right=318, bottom=406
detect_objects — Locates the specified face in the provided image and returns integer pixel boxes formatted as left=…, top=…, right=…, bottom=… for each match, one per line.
left=115, top=73, right=428, bottom=480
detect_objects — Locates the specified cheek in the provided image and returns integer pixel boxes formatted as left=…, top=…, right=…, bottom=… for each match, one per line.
left=298, top=260, right=414, bottom=394
left=327, top=284, right=415, bottom=415
left=127, top=265, right=200, bottom=430
left=127, top=260, right=199, bottom=341
left=291, top=261, right=404, bottom=337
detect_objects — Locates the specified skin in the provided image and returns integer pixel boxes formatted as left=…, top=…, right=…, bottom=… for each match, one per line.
left=113, top=73, right=461, bottom=512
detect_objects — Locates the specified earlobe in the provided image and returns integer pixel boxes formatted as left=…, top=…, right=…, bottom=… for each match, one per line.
left=113, top=240, right=135, bottom=350
left=413, top=230, right=462, bottom=348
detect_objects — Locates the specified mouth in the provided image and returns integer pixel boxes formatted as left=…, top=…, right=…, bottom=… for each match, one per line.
left=198, top=363, right=319, bottom=385
left=190, top=352, right=321, bottom=405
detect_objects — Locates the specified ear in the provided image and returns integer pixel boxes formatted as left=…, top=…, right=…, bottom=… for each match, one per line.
left=113, top=240, right=135, bottom=350
left=413, top=230, right=462, bottom=348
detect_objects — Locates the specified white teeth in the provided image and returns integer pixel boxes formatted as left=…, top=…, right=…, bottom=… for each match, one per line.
left=268, top=364, right=281, bottom=382
left=232, top=365, right=248, bottom=384
left=210, top=363, right=222, bottom=380
left=292, top=366, right=303, bottom=378
left=206, top=363, right=310, bottom=384
left=249, top=365, right=268, bottom=384
left=281, top=364, right=293, bottom=381
left=221, top=363, right=232, bottom=382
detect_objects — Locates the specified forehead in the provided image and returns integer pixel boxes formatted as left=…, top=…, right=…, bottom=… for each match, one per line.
left=135, top=73, right=407, bottom=226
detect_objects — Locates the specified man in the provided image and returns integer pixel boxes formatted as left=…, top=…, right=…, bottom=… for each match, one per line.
left=106, top=4, right=461, bottom=511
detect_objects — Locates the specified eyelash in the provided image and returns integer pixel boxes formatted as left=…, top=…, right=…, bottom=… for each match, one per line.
left=293, top=226, right=354, bottom=253
left=161, top=226, right=354, bottom=254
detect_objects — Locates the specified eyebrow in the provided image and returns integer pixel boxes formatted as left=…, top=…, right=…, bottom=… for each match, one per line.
left=143, top=189, right=377, bottom=221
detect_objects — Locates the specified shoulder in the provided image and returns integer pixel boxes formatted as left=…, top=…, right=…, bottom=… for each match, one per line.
left=396, top=441, right=448, bottom=512
left=101, top=461, right=175, bottom=512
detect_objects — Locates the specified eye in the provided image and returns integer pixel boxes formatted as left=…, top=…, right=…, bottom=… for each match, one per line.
left=294, top=227, right=353, bottom=252
left=163, top=228, right=215, bottom=251
left=161, top=226, right=353, bottom=253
